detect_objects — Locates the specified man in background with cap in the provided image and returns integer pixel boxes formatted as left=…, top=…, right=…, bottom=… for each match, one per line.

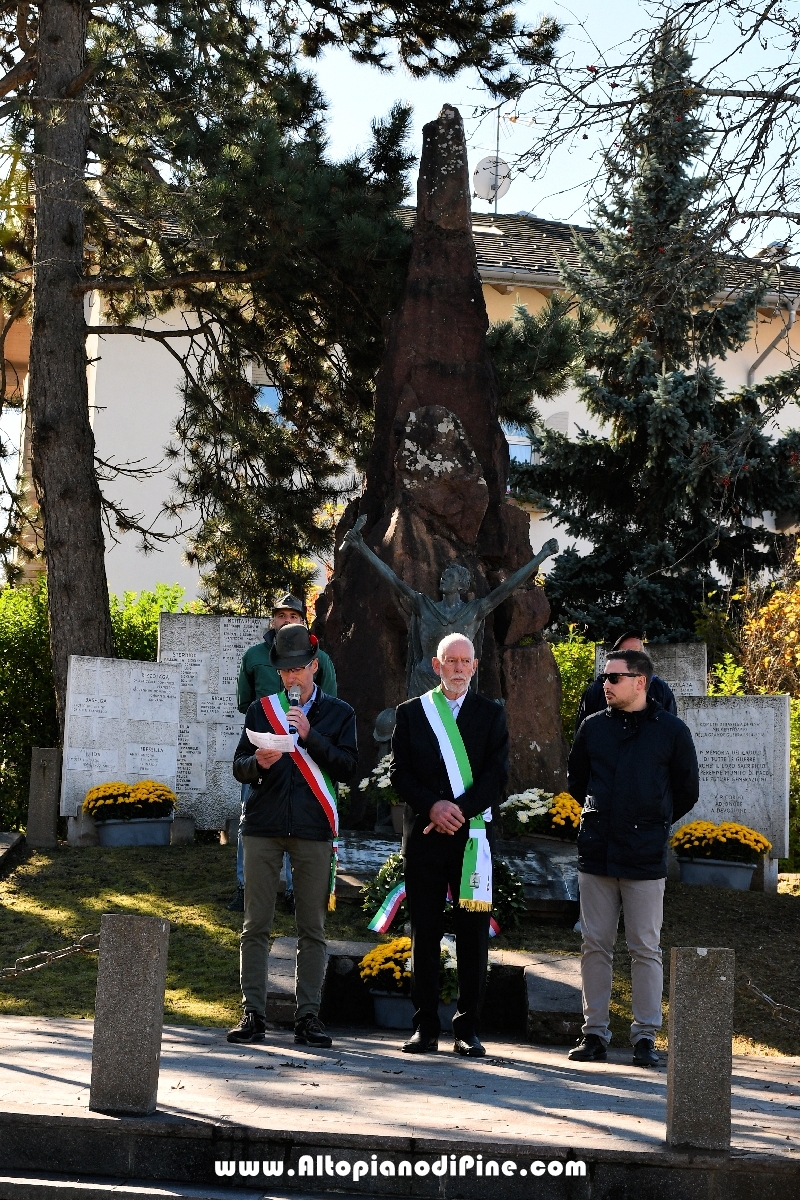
left=574, top=632, right=676, bottom=734
left=228, top=623, right=357, bottom=1048
left=228, top=594, right=337, bottom=912
left=237, top=593, right=337, bottom=710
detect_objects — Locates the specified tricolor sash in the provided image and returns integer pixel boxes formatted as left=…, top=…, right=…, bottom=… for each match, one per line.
left=420, top=686, right=492, bottom=911
left=259, top=693, right=339, bottom=910
left=367, top=882, right=406, bottom=933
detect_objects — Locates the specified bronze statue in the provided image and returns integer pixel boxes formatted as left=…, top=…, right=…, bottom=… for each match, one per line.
left=342, top=515, right=558, bottom=697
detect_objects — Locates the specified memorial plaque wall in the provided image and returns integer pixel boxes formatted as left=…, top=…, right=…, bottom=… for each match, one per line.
left=594, top=643, right=707, bottom=697
left=158, top=613, right=270, bottom=828
left=676, top=695, right=790, bottom=859
left=60, top=657, right=181, bottom=816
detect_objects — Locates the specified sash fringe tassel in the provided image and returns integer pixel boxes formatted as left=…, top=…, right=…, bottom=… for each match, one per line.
left=458, top=899, right=493, bottom=911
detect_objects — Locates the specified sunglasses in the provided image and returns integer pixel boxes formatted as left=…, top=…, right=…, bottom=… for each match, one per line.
left=600, top=672, right=644, bottom=684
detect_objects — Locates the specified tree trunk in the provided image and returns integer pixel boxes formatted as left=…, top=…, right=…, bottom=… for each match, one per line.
left=28, top=0, right=114, bottom=731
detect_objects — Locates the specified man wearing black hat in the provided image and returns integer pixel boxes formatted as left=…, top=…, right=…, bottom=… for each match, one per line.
left=574, top=633, right=677, bottom=734
left=227, top=623, right=358, bottom=1048
left=228, top=594, right=338, bottom=912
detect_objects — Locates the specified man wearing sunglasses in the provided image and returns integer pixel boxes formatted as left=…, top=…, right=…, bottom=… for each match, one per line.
left=574, top=632, right=676, bottom=734
left=566, top=648, right=698, bottom=1068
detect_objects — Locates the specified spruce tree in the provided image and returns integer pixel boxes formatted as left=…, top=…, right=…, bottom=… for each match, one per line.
left=512, top=34, right=800, bottom=642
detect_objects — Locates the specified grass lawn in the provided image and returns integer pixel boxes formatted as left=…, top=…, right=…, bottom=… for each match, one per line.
left=0, top=844, right=798, bottom=1055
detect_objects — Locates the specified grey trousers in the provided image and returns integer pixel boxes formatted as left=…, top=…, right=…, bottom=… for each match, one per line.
left=578, top=871, right=666, bottom=1046
left=240, top=835, right=332, bottom=1019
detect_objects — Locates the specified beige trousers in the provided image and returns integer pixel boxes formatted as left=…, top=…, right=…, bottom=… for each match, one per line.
left=240, top=835, right=332, bottom=1019
left=578, top=871, right=666, bottom=1046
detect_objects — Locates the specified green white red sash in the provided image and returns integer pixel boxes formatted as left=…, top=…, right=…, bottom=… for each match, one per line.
left=259, top=692, right=339, bottom=910
left=420, top=686, right=492, bottom=911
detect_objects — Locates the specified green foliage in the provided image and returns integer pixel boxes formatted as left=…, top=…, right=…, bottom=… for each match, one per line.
left=488, top=294, right=591, bottom=432
left=708, top=652, right=745, bottom=696
left=492, top=859, right=527, bottom=929
left=0, top=581, right=57, bottom=831
left=0, top=0, right=563, bottom=609
left=0, top=583, right=201, bottom=830
left=361, top=852, right=407, bottom=926
left=110, top=584, right=204, bottom=661
left=549, top=628, right=597, bottom=741
left=511, top=35, right=800, bottom=641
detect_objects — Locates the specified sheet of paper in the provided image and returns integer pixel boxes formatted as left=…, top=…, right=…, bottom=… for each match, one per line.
left=246, top=728, right=295, bottom=753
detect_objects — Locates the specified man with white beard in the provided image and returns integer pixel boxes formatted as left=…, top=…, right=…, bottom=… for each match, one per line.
left=390, top=634, right=509, bottom=1057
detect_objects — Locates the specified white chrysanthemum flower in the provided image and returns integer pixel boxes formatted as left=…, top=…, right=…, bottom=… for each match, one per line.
left=338, top=785, right=350, bottom=796
left=517, top=812, right=529, bottom=823
left=358, top=778, right=370, bottom=791
left=376, top=777, right=392, bottom=788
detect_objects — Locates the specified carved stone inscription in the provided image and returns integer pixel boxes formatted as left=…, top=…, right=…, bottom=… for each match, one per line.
left=676, top=695, right=789, bottom=858
left=159, top=613, right=269, bottom=828
left=595, top=643, right=707, bottom=698
left=60, top=656, right=181, bottom=816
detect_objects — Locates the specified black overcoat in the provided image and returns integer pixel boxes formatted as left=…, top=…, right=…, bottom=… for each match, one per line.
left=390, top=690, right=509, bottom=860
left=567, top=698, right=699, bottom=879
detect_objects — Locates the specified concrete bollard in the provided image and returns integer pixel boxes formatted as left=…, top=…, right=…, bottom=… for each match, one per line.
left=666, top=946, right=735, bottom=1150
left=26, top=748, right=62, bottom=849
left=89, top=914, right=170, bottom=1116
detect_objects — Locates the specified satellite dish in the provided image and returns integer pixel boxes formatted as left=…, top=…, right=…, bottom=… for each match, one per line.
left=472, top=156, right=511, bottom=202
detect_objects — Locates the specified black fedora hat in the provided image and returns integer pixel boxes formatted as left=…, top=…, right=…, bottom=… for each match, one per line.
left=269, top=624, right=319, bottom=670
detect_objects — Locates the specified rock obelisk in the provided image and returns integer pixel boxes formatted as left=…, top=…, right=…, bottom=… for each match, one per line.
left=319, top=105, right=567, bottom=796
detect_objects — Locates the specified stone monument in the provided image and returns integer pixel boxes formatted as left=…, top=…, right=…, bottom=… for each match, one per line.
left=319, top=105, right=567, bottom=794
left=675, top=695, right=790, bottom=863
left=594, top=642, right=707, bottom=697
left=157, top=613, right=269, bottom=829
left=343, top=513, right=557, bottom=696
left=60, top=656, right=181, bottom=818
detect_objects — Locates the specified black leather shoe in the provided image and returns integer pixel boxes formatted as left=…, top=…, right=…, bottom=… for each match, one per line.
left=401, top=1030, right=438, bottom=1054
left=454, top=1035, right=486, bottom=1057
left=294, top=1014, right=333, bottom=1048
left=632, top=1038, right=659, bottom=1068
left=226, top=1011, right=266, bottom=1043
left=227, top=885, right=244, bottom=912
left=568, top=1034, right=607, bottom=1062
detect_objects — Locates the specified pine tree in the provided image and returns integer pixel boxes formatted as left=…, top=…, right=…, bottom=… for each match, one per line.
left=511, top=34, right=800, bottom=642
left=0, top=0, right=562, bottom=716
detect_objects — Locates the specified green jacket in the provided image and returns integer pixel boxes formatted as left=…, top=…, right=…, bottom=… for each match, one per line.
left=237, top=629, right=337, bottom=714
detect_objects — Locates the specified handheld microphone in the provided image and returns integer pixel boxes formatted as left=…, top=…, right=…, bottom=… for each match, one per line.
left=287, top=684, right=302, bottom=733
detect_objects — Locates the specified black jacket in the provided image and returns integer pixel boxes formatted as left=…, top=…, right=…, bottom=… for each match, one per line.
left=575, top=674, right=677, bottom=735
left=233, top=690, right=358, bottom=840
left=390, top=691, right=509, bottom=860
left=567, top=698, right=699, bottom=879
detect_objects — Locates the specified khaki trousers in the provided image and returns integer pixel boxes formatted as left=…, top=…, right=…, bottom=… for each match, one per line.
left=578, top=871, right=666, bottom=1046
left=240, top=835, right=332, bottom=1019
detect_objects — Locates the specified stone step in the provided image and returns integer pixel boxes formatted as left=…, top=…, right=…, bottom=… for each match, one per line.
left=524, top=955, right=583, bottom=1044
left=268, top=937, right=582, bottom=1044
left=0, top=831, right=23, bottom=869
left=0, top=1175, right=267, bottom=1200
left=0, top=1178, right=383, bottom=1200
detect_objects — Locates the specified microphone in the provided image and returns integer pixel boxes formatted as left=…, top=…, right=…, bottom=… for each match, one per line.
left=287, top=684, right=302, bottom=733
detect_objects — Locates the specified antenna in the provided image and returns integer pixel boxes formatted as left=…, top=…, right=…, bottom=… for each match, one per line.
left=472, top=156, right=511, bottom=206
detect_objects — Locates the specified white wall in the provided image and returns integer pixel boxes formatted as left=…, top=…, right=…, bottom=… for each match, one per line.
left=89, top=310, right=202, bottom=600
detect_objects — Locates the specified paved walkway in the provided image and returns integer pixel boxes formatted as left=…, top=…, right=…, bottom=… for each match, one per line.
left=0, top=1017, right=797, bottom=1156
